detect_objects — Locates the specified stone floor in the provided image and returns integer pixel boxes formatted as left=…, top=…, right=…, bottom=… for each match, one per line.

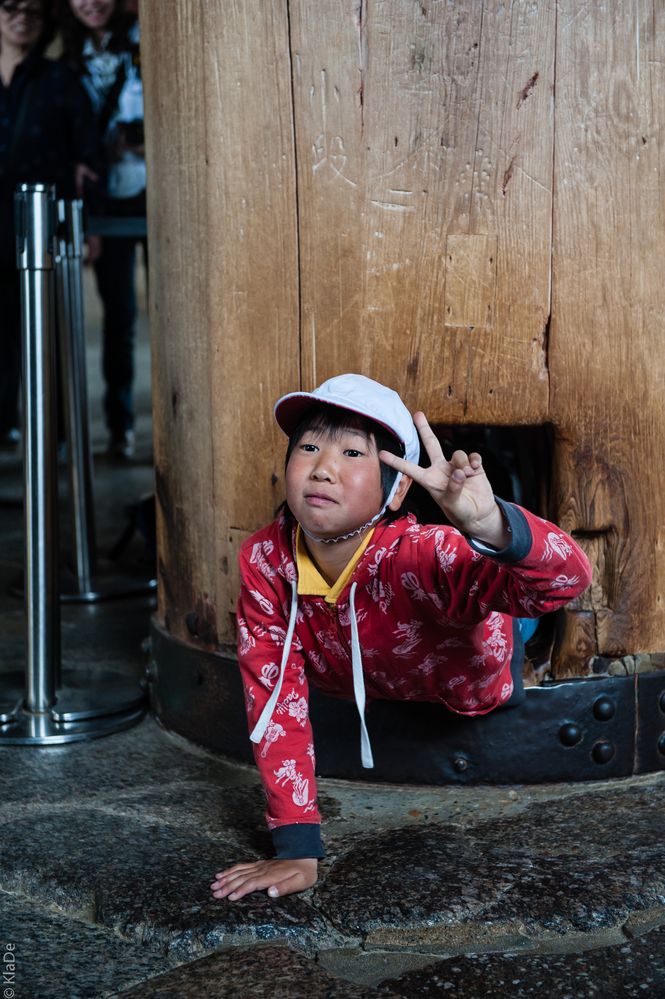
left=1, top=269, right=665, bottom=997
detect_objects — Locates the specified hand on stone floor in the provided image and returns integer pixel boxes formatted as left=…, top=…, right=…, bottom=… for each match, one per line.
left=210, top=858, right=318, bottom=901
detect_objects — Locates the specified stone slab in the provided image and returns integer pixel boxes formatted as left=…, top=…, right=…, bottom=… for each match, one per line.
left=0, top=890, right=182, bottom=999
left=380, top=924, right=665, bottom=997
left=114, top=945, right=391, bottom=998
left=313, top=786, right=665, bottom=947
left=0, top=714, right=255, bottom=809
left=0, top=810, right=335, bottom=959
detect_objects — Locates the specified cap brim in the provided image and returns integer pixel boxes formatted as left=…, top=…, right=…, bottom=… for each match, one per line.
left=274, top=393, right=323, bottom=437
left=275, top=392, right=403, bottom=448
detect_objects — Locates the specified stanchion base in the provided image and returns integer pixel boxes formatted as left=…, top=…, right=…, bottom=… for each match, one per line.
left=9, top=567, right=157, bottom=604
left=0, top=669, right=147, bottom=744
left=59, top=571, right=157, bottom=604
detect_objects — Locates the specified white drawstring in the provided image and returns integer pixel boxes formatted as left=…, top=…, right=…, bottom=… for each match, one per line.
left=349, top=582, right=374, bottom=768
left=250, top=579, right=299, bottom=745
left=250, top=577, right=375, bottom=770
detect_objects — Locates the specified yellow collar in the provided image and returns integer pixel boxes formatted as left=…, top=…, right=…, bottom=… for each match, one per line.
left=296, top=525, right=375, bottom=605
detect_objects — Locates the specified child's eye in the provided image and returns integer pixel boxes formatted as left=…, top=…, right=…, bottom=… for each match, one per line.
left=344, top=449, right=364, bottom=458
left=300, top=443, right=319, bottom=453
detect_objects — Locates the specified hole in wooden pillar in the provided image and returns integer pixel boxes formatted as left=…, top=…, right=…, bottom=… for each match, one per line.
left=414, top=423, right=553, bottom=522
left=407, top=423, right=558, bottom=688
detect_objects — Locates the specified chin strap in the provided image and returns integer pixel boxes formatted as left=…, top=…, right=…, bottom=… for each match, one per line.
left=299, top=472, right=403, bottom=545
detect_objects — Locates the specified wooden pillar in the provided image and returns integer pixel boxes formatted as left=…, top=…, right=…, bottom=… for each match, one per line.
left=141, top=0, right=665, bottom=671
left=550, top=0, right=665, bottom=673
left=141, top=1, right=300, bottom=649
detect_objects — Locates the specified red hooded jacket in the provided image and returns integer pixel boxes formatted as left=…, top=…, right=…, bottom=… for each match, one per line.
left=236, top=499, right=592, bottom=859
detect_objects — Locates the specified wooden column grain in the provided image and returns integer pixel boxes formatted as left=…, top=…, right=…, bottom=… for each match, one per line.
left=290, top=0, right=554, bottom=424
left=142, top=0, right=665, bottom=673
left=141, top=2, right=216, bottom=643
left=550, top=0, right=665, bottom=669
left=141, top=1, right=299, bottom=646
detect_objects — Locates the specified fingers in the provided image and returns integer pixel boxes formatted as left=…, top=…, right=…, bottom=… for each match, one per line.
left=449, top=449, right=483, bottom=476
left=267, top=871, right=305, bottom=898
left=407, top=411, right=484, bottom=476
left=377, top=449, right=421, bottom=479
left=211, top=858, right=318, bottom=902
left=211, top=865, right=272, bottom=901
left=413, top=411, right=446, bottom=465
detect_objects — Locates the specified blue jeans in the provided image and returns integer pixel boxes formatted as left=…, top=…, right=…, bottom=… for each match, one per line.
left=518, top=617, right=539, bottom=643
left=502, top=617, right=540, bottom=708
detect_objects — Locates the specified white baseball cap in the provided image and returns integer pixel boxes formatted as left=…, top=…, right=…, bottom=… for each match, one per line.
left=274, top=373, right=420, bottom=465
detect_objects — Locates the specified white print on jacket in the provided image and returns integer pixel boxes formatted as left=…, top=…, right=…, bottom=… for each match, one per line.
left=269, top=623, right=303, bottom=652
left=338, top=602, right=368, bottom=628
left=297, top=601, right=315, bottom=624
left=307, top=649, right=328, bottom=674
left=250, top=589, right=275, bottom=615
left=542, top=532, right=573, bottom=562
left=261, top=719, right=286, bottom=758
left=393, top=620, right=423, bottom=656
left=365, top=578, right=394, bottom=613
left=435, top=540, right=458, bottom=574
left=237, top=616, right=256, bottom=656
left=249, top=541, right=276, bottom=579
left=436, top=636, right=469, bottom=651
left=280, top=553, right=297, bottom=582
left=517, top=583, right=541, bottom=616
left=366, top=546, right=396, bottom=578
left=405, top=523, right=442, bottom=541
left=483, top=612, right=509, bottom=663
left=245, top=684, right=256, bottom=714
left=260, top=663, right=279, bottom=690
left=550, top=573, right=582, bottom=590
left=409, top=652, right=447, bottom=677
left=478, top=668, right=505, bottom=689
left=316, top=630, right=348, bottom=660
left=401, top=572, right=445, bottom=612
left=274, top=759, right=313, bottom=809
left=276, top=690, right=309, bottom=726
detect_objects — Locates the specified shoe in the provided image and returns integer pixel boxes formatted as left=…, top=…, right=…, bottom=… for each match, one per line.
left=107, top=430, right=135, bottom=460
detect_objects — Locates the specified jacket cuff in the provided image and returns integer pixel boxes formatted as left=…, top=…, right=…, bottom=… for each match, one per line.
left=466, top=497, right=532, bottom=564
left=272, top=824, right=325, bottom=860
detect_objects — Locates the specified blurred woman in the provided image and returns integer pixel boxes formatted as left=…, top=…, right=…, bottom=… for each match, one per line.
left=0, top=0, right=97, bottom=446
left=61, top=0, right=145, bottom=459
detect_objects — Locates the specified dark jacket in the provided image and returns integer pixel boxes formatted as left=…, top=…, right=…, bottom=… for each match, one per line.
left=0, top=50, right=98, bottom=268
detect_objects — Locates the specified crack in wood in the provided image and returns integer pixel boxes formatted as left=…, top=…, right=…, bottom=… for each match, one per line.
left=516, top=71, right=539, bottom=109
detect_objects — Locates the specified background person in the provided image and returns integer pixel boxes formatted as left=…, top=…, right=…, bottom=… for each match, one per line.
left=0, top=0, right=97, bottom=447
left=60, top=0, right=145, bottom=460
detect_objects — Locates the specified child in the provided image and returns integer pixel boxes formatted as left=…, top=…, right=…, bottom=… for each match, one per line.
left=210, top=374, right=591, bottom=903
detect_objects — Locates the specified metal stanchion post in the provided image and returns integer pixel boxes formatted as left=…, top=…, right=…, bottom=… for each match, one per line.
left=18, top=183, right=60, bottom=710
left=56, top=199, right=96, bottom=596
left=54, top=199, right=155, bottom=601
left=0, top=184, right=146, bottom=745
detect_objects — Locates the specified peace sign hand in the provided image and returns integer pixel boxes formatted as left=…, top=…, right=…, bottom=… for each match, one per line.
left=379, top=412, right=511, bottom=549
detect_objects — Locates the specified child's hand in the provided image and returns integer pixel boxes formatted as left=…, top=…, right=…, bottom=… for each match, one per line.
left=210, top=858, right=318, bottom=901
left=379, top=411, right=510, bottom=547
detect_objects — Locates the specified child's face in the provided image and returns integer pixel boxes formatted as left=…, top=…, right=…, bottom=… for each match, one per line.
left=286, top=425, right=384, bottom=540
